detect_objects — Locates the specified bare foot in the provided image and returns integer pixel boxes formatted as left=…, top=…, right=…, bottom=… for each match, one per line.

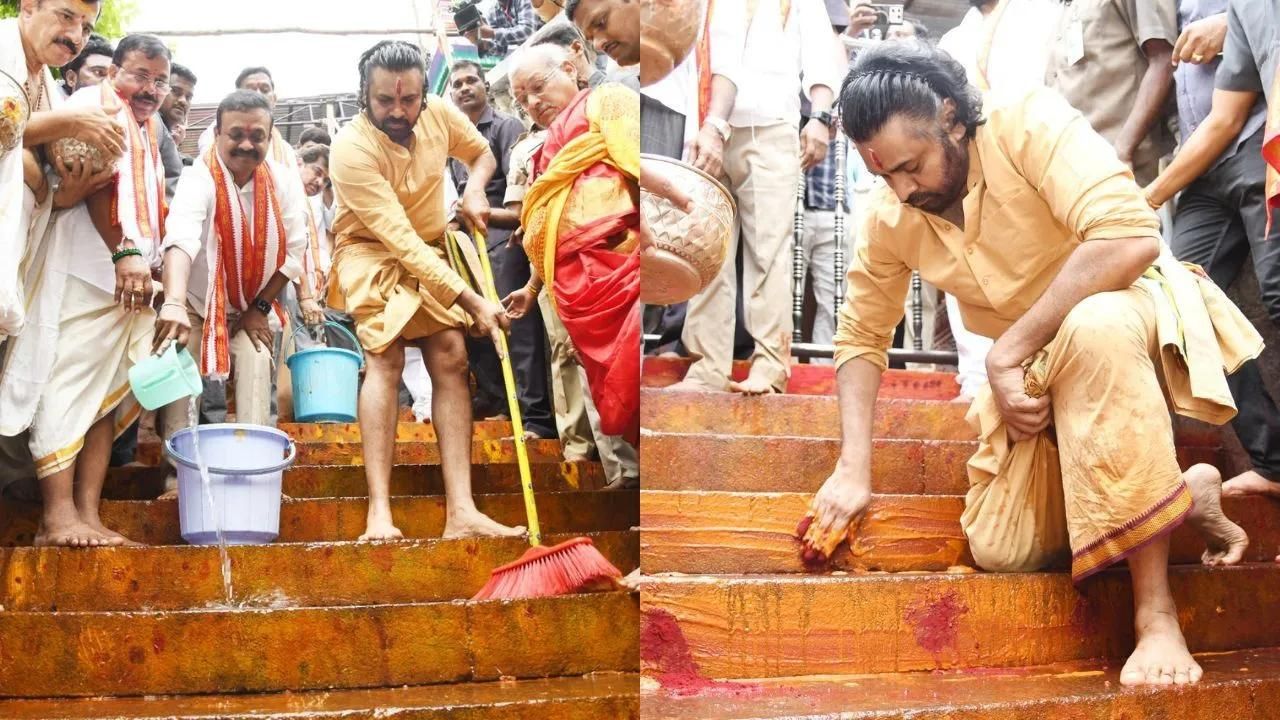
left=34, top=520, right=124, bottom=548
left=1120, top=608, right=1202, bottom=686
left=79, top=516, right=141, bottom=547
left=442, top=508, right=526, bottom=539
left=158, top=473, right=179, bottom=500
left=1184, top=463, right=1249, bottom=566
left=1222, top=469, right=1280, bottom=499
left=617, top=568, right=641, bottom=591
left=359, top=506, right=404, bottom=541
left=662, top=379, right=723, bottom=393
left=728, top=376, right=779, bottom=396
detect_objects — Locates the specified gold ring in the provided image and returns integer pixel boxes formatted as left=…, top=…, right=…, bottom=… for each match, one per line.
left=1192, top=53, right=1204, bottom=62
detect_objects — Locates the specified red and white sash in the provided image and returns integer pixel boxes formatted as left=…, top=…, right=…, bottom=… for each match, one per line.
left=201, top=146, right=287, bottom=378
left=105, top=82, right=166, bottom=259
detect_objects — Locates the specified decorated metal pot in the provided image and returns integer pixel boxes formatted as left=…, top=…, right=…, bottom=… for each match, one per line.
left=640, top=153, right=735, bottom=305
left=640, top=0, right=702, bottom=87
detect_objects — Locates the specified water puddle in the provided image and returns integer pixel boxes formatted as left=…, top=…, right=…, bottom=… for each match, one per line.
left=189, top=398, right=234, bottom=604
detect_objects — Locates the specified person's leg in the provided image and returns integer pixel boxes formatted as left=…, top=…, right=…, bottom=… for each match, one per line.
left=675, top=144, right=744, bottom=392
left=803, top=208, right=840, bottom=353
left=540, top=291, right=596, bottom=460
left=494, top=241, right=556, bottom=439
left=358, top=336, right=407, bottom=540
left=72, top=412, right=136, bottom=544
left=36, top=460, right=121, bottom=547
left=402, top=346, right=434, bottom=422
left=420, top=329, right=525, bottom=538
left=230, top=327, right=275, bottom=426
left=945, top=293, right=993, bottom=400
left=735, top=123, right=802, bottom=394
left=1120, top=531, right=1201, bottom=685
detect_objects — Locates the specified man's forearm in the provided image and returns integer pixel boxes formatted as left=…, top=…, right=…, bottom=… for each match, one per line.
left=161, top=248, right=193, bottom=304
left=86, top=185, right=122, bottom=250
left=24, top=108, right=81, bottom=146
left=488, top=207, right=521, bottom=230
left=1146, top=102, right=1249, bottom=206
left=1114, top=44, right=1174, bottom=161
left=835, top=356, right=882, bottom=473
left=463, top=152, right=497, bottom=198
left=808, top=85, right=834, bottom=114
left=705, top=75, right=737, bottom=121
left=258, top=272, right=293, bottom=305
left=988, top=236, right=1159, bottom=366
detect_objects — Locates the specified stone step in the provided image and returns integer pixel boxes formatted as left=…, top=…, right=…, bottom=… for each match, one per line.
left=0, top=592, right=638, bottom=697
left=641, top=563, right=1280, bottom=679
left=135, top=437, right=566, bottom=467
left=639, top=648, right=1280, bottom=719
left=640, top=491, right=1280, bottom=573
left=277, top=420, right=517, bottom=442
left=0, top=673, right=639, bottom=719
left=102, top=462, right=608, bottom=500
left=0, top=491, right=639, bottom=546
left=641, top=357, right=961, bottom=399
left=0, top=530, right=638, bottom=612
left=640, top=432, right=1221, bottom=494
left=640, top=389, right=1225, bottom=445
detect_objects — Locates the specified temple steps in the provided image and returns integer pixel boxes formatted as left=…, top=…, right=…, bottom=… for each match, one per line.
left=641, top=357, right=962, bottom=399
left=639, top=648, right=1280, bottom=719
left=0, top=490, right=637, bottom=546
left=640, top=491, right=1280, bottom=574
left=0, top=531, right=638, bottom=612
left=641, top=432, right=1221, bottom=494
left=0, top=593, right=637, bottom=697
left=641, top=563, right=1280, bottom=679
left=134, top=437, right=566, bottom=467
left=0, top=673, right=639, bottom=719
left=101, top=461, right=608, bottom=500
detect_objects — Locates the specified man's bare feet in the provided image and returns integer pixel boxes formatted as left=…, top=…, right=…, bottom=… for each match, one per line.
left=728, top=376, right=779, bottom=396
left=662, top=379, right=723, bottom=393
left=1184, top=463, right=1249, bottom=566
left=158, top=472, right=179, bottom=500
left=79, top=516, right=141, bottom=546
left=1120, top=607, right=1202, bottom=686
left=359, top=505, right=405, bottom=541
left=1222, top=469, right=1280, bottom=499
left=34, top=520, right=124, bottom=548
left=442, top=508, right=526, bottom=539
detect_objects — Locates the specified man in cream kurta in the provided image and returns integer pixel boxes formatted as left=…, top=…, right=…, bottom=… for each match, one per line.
left=801, top=42, right=1260, bottom=687
left=328, top=40, right=519, bottom=541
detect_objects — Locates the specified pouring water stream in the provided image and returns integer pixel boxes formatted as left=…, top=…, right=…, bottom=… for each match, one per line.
left=188, top=398, right=233, bottom=604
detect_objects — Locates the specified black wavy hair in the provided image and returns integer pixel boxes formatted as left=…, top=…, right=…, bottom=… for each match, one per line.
left=235, top=66, right=273, bottom=90
left=112, top=34, right=171, bottom=67
left=356, top=40, right=429, bottom=110
left=62, top=34, right=113, bottom=75
left=839, top=40, right=983, bottom=144
left=215, top=89, right=272, bottom=131
left=170, top=63, right=198, bottom=86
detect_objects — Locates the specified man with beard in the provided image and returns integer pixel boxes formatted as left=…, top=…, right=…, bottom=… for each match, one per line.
left=153, top=90, right=310, bottom=451
left=0, top=34, right=172, bottom=546
left=328, top=40, right=521, bottom=541
left=801, top=41, right=1259, bottom=686
left=59, top=33, right=112, bottom=96
left=0, top=0, right=121, bottom=340
left=448, top=59, right=556, bottom=441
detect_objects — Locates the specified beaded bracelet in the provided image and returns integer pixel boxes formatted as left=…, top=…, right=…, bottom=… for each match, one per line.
left=111, top=247, right=143, bottom=264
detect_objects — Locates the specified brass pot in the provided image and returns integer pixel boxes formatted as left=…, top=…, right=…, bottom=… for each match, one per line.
left=640, top=0, right=702, bottom=87
left=0, top=70, right=30, bottom=160
left=50, top=135, right=117, bottom=174
left=640, top=154, right=735, bottom=305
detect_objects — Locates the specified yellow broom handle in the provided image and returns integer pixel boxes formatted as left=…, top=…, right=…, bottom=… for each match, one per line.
left=472, top=230, right=542, bottom=547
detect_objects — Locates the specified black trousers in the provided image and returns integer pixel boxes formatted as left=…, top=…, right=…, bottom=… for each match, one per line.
left=1170, top=127, right=1280, bottom=479
left=467, top=235, right=556, bottom=438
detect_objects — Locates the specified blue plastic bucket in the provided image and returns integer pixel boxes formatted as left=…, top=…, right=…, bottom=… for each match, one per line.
left=165, top=424, right=297, bottom=545
left=286, top=321, right=364, bottom=423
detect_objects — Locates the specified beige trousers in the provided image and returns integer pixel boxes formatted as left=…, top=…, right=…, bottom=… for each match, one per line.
left=681, top=123, right=801, bottom=392
left=538, top=291, right=638, bottom=485
left=160, top=305, right=275, bottom=441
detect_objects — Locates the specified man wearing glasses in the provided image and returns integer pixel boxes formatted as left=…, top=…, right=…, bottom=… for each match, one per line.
left=1, top=34, right=172, bottom=547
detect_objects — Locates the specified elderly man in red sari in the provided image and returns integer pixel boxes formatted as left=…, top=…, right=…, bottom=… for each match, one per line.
left=502, top=44, right=641, bottom=444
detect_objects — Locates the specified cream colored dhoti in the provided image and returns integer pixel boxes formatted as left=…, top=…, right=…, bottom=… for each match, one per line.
left=29, top=275, right=154, bottom=479
left=962, top=259, right=1262, bottom=582
left=329, top=231, right=484, bottom=354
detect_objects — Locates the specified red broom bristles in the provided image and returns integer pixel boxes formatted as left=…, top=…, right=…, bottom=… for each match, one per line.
left=472, top=537, right=623, bottom=601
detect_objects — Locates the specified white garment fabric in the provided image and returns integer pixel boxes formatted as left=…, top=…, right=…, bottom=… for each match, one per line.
left=800, top=207, right=852, bottom=359
left=982, top=0, right=1063, bottom=102
left=402, top=346, right=433, bottom=422
left=162, top=154, right=309, bottom=321
left=0, top=18, right=61, bottom=339
left=946, top=292, right=995, bottom=398
left=56, top=86, right=166, bottom=295
left=309, top=192, right=333, bottom=273
left=727, top=0, right=843, bottom=129
left=938, top=7, right=984, bottom=70
left=640, top=0, right=746, bottom=158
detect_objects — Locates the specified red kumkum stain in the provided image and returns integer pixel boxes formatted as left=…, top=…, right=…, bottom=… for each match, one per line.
left=903, top=590, right=970, bottom=659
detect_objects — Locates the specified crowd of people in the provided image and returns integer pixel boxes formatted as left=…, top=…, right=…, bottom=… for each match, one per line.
left=0, top=0, right=644, bottom=547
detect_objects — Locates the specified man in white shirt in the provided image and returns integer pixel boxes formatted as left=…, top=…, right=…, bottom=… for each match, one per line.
left=154, top=90, right=309, bottom=450
left=673, top=0, right=843, bottom=395
left=4, top=34, right=171, bottom=547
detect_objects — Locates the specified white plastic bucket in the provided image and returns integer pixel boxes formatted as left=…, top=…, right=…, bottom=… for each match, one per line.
left=165, top=424, right=297, bottom=545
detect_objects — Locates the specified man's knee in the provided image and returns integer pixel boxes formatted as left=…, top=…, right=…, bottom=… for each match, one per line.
left=1058, top=292, right=1147, bottom=354
left=366, top=340, right=407, bottom=377
left=425, top=331, right=470, bottom=380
